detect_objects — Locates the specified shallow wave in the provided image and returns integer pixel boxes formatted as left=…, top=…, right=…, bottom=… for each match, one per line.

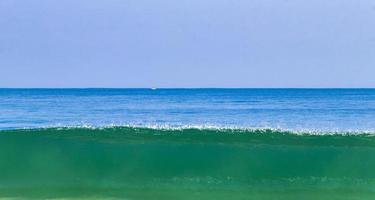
left=1, top=125, right=375, bottom=199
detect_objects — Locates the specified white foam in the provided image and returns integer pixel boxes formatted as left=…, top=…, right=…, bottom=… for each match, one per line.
left=9, top=122, right=375, bottom=136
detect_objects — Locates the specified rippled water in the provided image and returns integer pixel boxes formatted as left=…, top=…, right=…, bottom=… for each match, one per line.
left=1, top=88, right=375, bottom=131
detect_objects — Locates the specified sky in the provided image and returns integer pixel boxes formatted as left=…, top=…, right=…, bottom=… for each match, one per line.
left=0, top=0, right=374, bottom=88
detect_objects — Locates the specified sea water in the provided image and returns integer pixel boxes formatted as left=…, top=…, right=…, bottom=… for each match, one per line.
left=1, top=89, right=375, bottom=199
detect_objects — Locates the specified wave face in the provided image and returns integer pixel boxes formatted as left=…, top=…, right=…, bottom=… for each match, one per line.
left=1, top=127, right=375, bottom=199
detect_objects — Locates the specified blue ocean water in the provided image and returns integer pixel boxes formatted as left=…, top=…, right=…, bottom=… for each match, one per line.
left=1, top=88, right=375, bottom=131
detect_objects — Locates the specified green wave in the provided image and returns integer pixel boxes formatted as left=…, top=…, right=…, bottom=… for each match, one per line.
left=3, top=127, right=375, bottom=146
left=1, top=127, right=375, bottom=199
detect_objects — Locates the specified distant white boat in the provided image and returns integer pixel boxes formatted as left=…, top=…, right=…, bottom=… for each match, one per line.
left=151, top=88, right=157, bottom=90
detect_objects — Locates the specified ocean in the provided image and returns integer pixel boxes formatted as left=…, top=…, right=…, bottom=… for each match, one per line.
left=1, top=88, right=375, bottom=199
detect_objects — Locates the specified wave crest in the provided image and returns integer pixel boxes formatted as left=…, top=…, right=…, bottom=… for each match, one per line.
left=2, top=126, right=375, bottom=147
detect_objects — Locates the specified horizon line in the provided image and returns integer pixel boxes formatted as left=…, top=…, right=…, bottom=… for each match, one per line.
left=1, top=87, right=375, bottom=90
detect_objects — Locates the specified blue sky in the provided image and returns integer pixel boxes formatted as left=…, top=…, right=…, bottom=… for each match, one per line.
left=1, top=0, right=374, bottom=88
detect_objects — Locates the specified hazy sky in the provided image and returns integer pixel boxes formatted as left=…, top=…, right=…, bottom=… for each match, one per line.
left=1, top=0, right=374, bottom=88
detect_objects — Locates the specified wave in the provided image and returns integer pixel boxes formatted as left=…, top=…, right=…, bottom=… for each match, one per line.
left=1, top=126, right=375, bottom=147
left=1, top=126, right=375, bottom=199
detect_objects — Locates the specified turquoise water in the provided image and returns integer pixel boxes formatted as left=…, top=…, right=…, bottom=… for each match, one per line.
left=1, top=89, right=375, bottom=199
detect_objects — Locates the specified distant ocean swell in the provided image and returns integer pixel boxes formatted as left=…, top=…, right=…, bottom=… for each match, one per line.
left=1, top=127, right=375, bottom=199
